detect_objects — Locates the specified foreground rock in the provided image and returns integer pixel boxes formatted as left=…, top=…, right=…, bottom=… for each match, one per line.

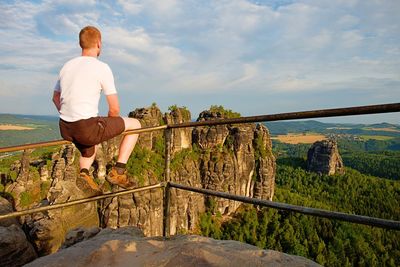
left=0, top=197, right=37, bottom=267
left=306, top=140, right=345, bottom=175
left=25, top=145, right=99, bottom=255
left=26, top=227, right=320, bottom=267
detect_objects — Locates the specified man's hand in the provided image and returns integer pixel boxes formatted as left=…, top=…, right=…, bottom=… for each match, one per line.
left=106, top=94, right=120, bottom=117
left=52, top=91, right=61, bottom=112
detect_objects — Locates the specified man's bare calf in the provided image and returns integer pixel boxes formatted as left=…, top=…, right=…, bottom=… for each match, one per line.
left=118, top=117, right=141, bottom=164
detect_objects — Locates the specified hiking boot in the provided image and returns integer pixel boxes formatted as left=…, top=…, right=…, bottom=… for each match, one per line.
left=76, top=172, right=102, bottom=196
left=106, top=167, right=137, bottom=189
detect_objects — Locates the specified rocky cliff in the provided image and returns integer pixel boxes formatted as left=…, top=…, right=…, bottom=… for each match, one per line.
left=0, top=105, right=276, bottom=261
left=0, top=196, right=37, bottom=267
left=3, top=145, right=99, bottom=257
left=25, top=227, right=321, bottom=267
left=306, top=140, right=345, bottom=175
left=101, top=106, right=276, bottom=236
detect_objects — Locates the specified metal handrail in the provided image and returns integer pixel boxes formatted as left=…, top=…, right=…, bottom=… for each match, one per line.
left=1, top=103, right=399, bottom=154
left=0, top=125, right=168, bottom=153
left=0, top=183, right=165, bottom=221
left=1, top=181, right=399, bottom=232
left=168, top=182, right=400, bottom=231
left=0, top=102, right=399, bottom=237
left=168, top=103, right=400, bottom=128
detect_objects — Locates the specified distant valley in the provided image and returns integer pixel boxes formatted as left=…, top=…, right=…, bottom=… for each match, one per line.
left=265, top=120, right=400, bottom=138
left=265, top=120, right=400, bottom=150
left=1, top=113, right=399, bottom=148
left=0, top=114, right=60, bottom=147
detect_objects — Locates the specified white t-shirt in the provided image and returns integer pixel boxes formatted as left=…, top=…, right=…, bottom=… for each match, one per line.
left=54, top=56, right=117, bottom=122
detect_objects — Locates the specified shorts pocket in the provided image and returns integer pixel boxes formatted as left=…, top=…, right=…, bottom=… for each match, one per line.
left=89, top=118, right=106, bottom=145
left=75, top=118, right=105, bottom=146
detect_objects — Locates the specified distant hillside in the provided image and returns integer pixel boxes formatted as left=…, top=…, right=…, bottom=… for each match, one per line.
left=0, top=114, right=61, bottom=147
left=265, top=120, right=400, bottom=137
left=0, top=114, right=58, bottom=125
left=1, top=114, right=400, bottom=149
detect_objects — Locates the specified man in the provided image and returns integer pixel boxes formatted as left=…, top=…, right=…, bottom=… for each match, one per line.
left=52, top=26, right=141, bottom=195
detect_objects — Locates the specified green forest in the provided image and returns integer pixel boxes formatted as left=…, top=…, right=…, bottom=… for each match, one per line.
left=199, top=158, right=400, bottom=266
left=342, top=151, right=400, bottom=180
left=273, top=139, right=400, bottom=180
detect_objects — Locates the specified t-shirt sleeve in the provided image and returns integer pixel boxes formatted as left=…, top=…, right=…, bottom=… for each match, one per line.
left=101, top=64, right=117, bottom=95
left=54, top=78, right=61, bottom=92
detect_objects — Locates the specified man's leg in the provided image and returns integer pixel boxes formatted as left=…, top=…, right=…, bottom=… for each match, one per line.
left=107, top=117, right=141, bottom=188
left=79, top=145, right=98, bottom=171
left=117, top=118, right=141, bottom=164
left=76, top=145, right=101, bottom=195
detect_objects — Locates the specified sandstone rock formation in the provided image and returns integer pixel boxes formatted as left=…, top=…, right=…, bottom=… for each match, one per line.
left=22, top=145, right=99, bottom=255
left=1, top=105, right=276, bottom=255
left=0, top=197, right=37, bottom=267
left=192, top=110, right=276, bottom=216
left=100, top=106, right=276, bottom=236
left=306, top=140, right=345, bottom=175
left=25, top=227, right=321, bottom=267
left=100, top=105, right=165, bottom=236
left=164, top=106, right=192, bottom=154
left=128, top=105, right=165, bottom=150
left=6, top=149, right=43, bottom=210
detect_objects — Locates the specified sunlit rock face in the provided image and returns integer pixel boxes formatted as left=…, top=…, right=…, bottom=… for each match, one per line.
left=101, top=106, right=276, bottom=236
left=25, top=227, right=321, bottom=267
left=306, top=140, right=345, bottom=175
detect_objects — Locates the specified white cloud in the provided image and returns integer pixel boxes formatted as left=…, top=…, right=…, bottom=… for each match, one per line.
left=117, top=0, right=143, bottom=15
left=103, top=26, right=186, bottom=75
left=337, top=14, right=360, bottom=28
left=118, top=0, right=182, bottom=20
left=54, top=0, right=96, bottom=6
left=0, top=2, right=42, bottom=30
left=104, top=27, right=152, bottom=52
left=214, top=0, right=270, bottom=34
left=307, top=30, right=332, bottom=50
left=224, top=63, right=260, bottom=88
left=340, top=30, right=364, bottom=48
left=0, top=0, right=399, bottom=123
left=273, top=77, right=320, bottom=91
left=148, top=0, right=179, bottom=14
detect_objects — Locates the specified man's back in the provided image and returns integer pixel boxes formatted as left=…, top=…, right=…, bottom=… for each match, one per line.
left=55, top=56, right=116, bottom=122
left=53, top=25, right=141, bottom=193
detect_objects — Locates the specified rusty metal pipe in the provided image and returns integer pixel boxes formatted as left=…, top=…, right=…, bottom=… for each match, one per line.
left=169, top=182, right=400, bottom=231
left=168, top=103, right=400, bottom=128
left=1, top=103, right=399, bottom=154
left=0, top=183, right=165, bottom=221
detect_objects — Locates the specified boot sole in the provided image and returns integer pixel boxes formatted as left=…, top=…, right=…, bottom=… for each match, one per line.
left=76, top=176, right=102, bottom=196
left=106, top=177, right=137, bottom=189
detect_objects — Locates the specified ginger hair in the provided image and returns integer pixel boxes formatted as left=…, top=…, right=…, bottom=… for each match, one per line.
left=79, top=26, right=101, bottom=49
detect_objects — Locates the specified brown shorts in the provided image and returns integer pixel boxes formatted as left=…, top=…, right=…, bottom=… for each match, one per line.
left=59, top=117, right=125, bottom=157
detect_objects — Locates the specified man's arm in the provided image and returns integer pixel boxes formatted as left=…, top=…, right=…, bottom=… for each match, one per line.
left=52, top=91, right=61, bottom=112
left=106, top=94, right=120, bottom=117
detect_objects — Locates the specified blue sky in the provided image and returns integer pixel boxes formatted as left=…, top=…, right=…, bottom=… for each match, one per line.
left=0, top=0, right=399, bottom=123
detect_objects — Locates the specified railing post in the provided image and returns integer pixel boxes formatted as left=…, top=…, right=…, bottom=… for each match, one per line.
left=164, top=128, right=172, bottom=183
left=163, top=183, right=171, bottom=238
left=163, top=128, right=172, bottom=238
